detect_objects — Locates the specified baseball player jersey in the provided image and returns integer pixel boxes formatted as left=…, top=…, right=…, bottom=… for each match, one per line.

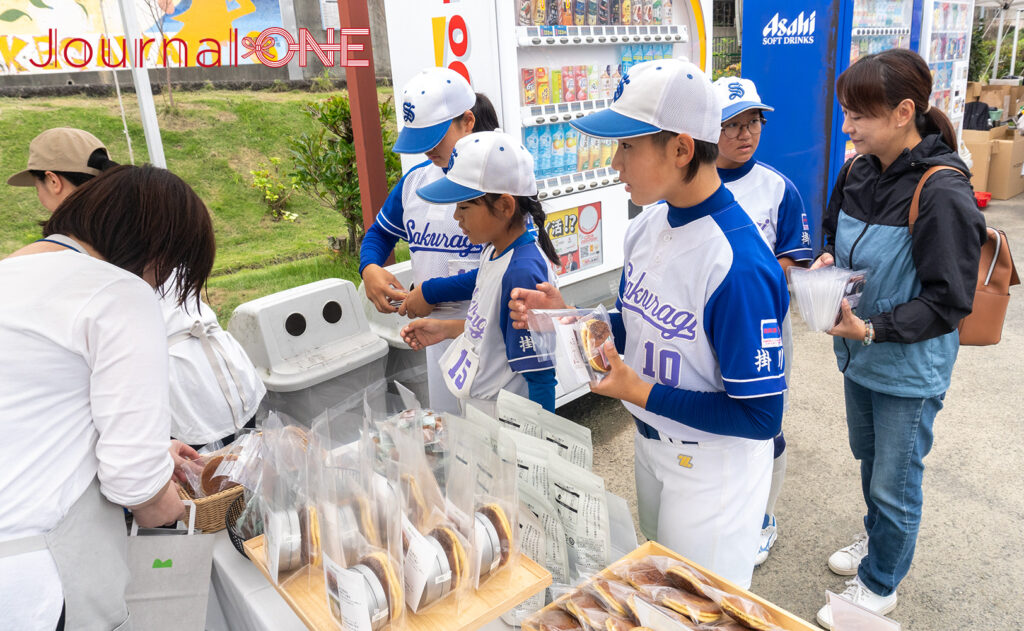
left=719, top=160, right=812, bottom=262
left=618, top=185, right=789, bottom=443
left=360, top=160, right=483, bottom=317
left=444, top=231, right=557, bottom=402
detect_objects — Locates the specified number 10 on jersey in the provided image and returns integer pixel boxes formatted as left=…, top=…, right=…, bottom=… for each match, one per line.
left=641, top=341, right=681, bottom=388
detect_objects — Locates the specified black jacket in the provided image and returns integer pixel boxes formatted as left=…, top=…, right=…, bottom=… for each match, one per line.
left=822, top=134, right=987, bottom=344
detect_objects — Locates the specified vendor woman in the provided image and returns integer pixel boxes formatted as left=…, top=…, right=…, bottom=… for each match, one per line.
left=0, top=164, right=216, bottom=629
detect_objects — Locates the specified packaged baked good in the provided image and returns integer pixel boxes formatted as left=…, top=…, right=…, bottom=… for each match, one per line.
left=700, top=586, right=783, bottom=631
left=548, top=455, right=611, bottom=580
left=496, top=389, right=594, bottom=470
left=613, top=558, right=720, bottom=624
left=566, top=587, right=634, bottom=631
left=523, top=607, right=584, bottom=631
left=525, top=305, right=616, bottom=389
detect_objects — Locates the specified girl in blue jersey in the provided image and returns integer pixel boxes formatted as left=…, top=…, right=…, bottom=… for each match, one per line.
left=399, top=132, right=561, bottom=413
left=359, top=67, right=499, bottom=413
left=509, top=60, right=790, bottom=589
left=711, top=75, right=813, bottom=566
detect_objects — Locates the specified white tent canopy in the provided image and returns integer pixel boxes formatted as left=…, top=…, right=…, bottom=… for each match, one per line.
left=978, top=1, right=1024, bottom=78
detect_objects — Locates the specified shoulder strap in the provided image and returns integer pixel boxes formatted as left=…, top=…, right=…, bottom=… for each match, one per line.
left=908, top=166, right=968, bottom=234
left=841, top=154, right=863, bottom=190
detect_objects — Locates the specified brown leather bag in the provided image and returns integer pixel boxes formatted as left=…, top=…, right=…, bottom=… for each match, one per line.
left=910, top=166, right=1021, bottom=346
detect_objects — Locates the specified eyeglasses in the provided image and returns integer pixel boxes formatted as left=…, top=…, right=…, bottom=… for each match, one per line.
left=721, top=117, right=766, bottom=139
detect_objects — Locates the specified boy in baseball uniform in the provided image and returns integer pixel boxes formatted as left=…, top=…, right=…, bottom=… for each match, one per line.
left=510, top=59, right=789, bottom=588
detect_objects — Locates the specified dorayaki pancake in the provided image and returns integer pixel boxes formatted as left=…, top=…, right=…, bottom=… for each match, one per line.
left=615, top=559, right=671, bottom=589
left=283, top=425, right=309, bottom=450
left=360, top=550, right=404, bottom=623
left=200, top=454, right=240, bottom=496
left=625, top=594, right=699, bottom=631
left=565, top=591, right=625, bottom=631
left=480, top=503, right=513, bottom=566
left=604, top=618, right=634, bottom=631
left=591, top=578, right=638, bottom=618
left=718, top=595, right=778, bottom=631
left=299, top=505, right=321, bottom=567
left=401, top=474, right=428, bottom=530
left=660, top=587, right=721, bottom=623
left=665, top=564, right=712, bottom=598
left=522, top=608, right=584, bottom=631
left=352, top=495, right=380, bottom=547
left=429, top=526, right=468, bottom=591
left=579, top=318, right=612, bottom=373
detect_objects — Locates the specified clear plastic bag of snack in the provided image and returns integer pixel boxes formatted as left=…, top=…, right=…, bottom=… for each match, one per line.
left=311, top=410, right=406, bottom=631
left=565, top=586, right=634, bottom=631
left=699, top=585, right=784, bottom=631
left=525, top=305, right=615, bottom=390
left=625, top=593, right=701, bottom=631
left=453, top=407, right=520, bottom=592
left=521, top=607, right=584, bottom=631
left=611, top=557, right=720, bottom=624
left=260, top=414, right=311, bottom=585
left=788, top=266, right=868, bottom=332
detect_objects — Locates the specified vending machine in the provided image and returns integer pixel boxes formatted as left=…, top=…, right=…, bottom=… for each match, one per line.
left=742, top=0, right=922, bottom=247
left=382, top=0, right=713, bottom=403
left=919, top=0, right=975, bottom=140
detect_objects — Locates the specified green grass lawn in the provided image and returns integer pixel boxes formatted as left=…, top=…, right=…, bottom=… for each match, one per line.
left=0, top=86, right=406, bottom=326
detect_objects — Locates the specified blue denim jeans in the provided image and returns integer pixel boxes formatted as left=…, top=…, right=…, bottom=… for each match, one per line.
left=844, top=377, right=944, bottom=596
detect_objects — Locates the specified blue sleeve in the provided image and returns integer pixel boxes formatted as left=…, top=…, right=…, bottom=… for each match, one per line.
left=773, top=174, right=813, bottom=262
left=645, top=388, right=783, bottom=440
left=609, top=310, right=626, bottom=354
left=358, top=164, right=418, bottom=275
left=501, top=251, right=554, bottom=374
left=422, top=268, right=478, bottom=304
left=705, top=262, right=788, bottom=399
left=523, top=369, right=556, bottom=411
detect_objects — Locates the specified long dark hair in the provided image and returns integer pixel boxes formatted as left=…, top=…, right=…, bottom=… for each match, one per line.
left=43, top=165, right=216, bottom=308
left=836, top=48, right=957, bottom=150
left=31, top=148, right=119, bottom=187
left=480, top=193, right=560, bottom=266
left=456, top=92, right=500, bottom=133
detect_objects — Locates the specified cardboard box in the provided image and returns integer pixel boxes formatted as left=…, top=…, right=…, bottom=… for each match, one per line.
left=979, top=85, right=1024, bottom=118
left=962, top=126, right=1005, bottom=192
left=987, top=127, right=1024, bottom=199
left=967, top=81, right=983, bottom=101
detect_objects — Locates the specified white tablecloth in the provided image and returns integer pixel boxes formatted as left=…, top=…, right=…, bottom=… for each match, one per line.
left=205, top=532, right=512, bottom=631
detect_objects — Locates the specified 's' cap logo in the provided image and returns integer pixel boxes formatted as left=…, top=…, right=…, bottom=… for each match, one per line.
left=728, top=81, right=745, bottom=100
left=403, top=101, right=416, bottom=123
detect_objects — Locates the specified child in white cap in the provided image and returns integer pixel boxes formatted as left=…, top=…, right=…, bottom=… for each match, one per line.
left=359, top=67, right=500, bottom=414
left=399, top=131, right=561, bottom=413
left=509, top=59, right=790, bottom=588
left=712, top=76, right=813, bottom=567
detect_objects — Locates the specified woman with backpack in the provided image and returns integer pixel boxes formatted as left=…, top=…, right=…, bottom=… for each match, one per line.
left=813, top=48, right=986, bottom=628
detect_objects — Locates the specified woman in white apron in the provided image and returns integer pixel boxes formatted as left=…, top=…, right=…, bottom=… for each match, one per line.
left=0, top=164, right=216, bottom=629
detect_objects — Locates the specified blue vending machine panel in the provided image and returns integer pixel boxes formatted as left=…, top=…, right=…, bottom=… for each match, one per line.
left=742, top=2, right=843, bottom=251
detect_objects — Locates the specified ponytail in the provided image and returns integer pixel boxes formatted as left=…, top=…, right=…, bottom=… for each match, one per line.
left=916, top=107, right=957, bottom=151
left=31, top=147, right=119, bottom=188
left=480, top=193, right=560, bottom=266
left=457, top=92, right=500, bottom=133
left=520, top=196, right=561, bottom=266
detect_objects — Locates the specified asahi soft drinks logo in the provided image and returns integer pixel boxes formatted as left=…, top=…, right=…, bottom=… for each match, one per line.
left=762, top=11, right=816, bottom=45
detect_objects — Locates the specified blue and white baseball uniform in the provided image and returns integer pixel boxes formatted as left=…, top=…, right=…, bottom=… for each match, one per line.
left=440, top=231, right=557, bottom=407
left=720, top=160, right=812, bottom=262
left=618, top=186, right=789, bottom=589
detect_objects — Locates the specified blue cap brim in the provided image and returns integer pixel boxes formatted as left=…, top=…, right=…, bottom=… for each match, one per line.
left=392, top=119, right=453, bottom=154
left=416, top=176, right=485, bottom=204
left=570, top=108, right=661, bottom=139
left=722, top=101, right=774, bottom=122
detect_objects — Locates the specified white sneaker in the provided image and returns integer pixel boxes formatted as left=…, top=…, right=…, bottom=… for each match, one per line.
left=754, top=514, right=777, bottom=566
left=827, top=533, right=868, bottom=576
left=815, top=576, right=898, bottom=629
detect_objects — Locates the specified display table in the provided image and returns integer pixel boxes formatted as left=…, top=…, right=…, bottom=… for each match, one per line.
left=205, top=532, right=516, bottom=631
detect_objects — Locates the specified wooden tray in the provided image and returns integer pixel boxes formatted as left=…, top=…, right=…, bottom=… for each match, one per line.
left=538, top=541, right=818, bottom=631
left=243, top=535, right=552, bottom=631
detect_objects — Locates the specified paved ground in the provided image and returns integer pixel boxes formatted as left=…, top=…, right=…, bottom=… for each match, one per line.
left=557, top=198, right=1024, bottom=630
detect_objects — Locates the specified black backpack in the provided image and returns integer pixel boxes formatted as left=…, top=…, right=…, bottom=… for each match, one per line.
left=963, top=101, right=993, bottom=131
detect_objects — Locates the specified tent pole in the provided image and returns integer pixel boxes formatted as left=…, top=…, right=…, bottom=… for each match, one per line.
left=1015, top=10, right=1022, bottom=77
left=997, top=8, right=1005, bottom=78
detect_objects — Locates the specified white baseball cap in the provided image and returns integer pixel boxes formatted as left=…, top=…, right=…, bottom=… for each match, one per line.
left=416, top=131, right=537, bottom=203
left=712, top=76, right=774, bottom=122
left=571, top=59, right=721, bottom=143
left=393, top=67, right=476, bottom=154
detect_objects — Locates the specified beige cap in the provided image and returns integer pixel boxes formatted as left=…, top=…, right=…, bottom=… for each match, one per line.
left=7, top=128, right=108, bottom=187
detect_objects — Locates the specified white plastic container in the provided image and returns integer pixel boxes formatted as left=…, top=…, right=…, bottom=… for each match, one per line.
left=229, top=279, right=388, bottom=422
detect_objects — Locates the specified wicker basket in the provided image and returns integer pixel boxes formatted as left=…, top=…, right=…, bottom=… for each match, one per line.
left=177, top=483, right=244, bottom=533
left=225, top=495, right=255, bottom=557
